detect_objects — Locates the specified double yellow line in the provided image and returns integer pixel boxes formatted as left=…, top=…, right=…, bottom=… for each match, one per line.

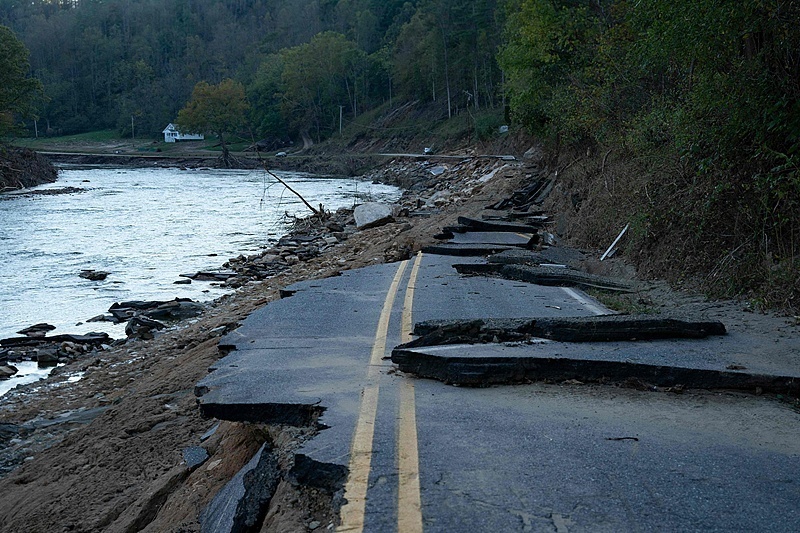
left=338, top=253, right=424, bottom=533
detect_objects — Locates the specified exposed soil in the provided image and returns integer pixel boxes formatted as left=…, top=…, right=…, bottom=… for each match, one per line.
left=0, top=151, right=797, bottom=532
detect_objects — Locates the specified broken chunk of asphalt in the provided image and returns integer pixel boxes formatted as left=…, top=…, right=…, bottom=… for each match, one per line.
left=404, top=316, right=726, bottom=346
left=456, top=215, right=547, bottom=232
left=455, top=263, right=635, bottom=292
left=199, top=442, right=280, bottom=533
left=391, top=342, right=800, bottom=394
left=421, top=242, right=519, bottom=256
left=487, top=247, right=586, bottom=267
left=196, top=400, right=324, bottom=427
left=182, top=446, right=209, bottom=470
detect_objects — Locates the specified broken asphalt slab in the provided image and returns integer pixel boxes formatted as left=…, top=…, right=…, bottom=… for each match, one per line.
left=404, top=315, right=726, bottom=346
left=455, top=262, right=636, bottom=292
left=455, top=215, right=547, bottom=232
left=421, top=242, right=520, bottom=256
left=199, top=442, right=281, bottom=533
left=392, top=331, right=800, bottom=393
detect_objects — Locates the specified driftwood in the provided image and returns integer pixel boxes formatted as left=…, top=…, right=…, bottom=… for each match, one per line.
left=263, top=166, right=322, bottom=217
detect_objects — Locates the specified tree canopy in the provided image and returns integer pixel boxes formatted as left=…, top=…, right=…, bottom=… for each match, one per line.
left=177, top=79, right=249, bottom=167
left=0, top=24, right=42, bottom=136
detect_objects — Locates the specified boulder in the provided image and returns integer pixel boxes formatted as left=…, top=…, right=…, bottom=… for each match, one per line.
left=142, top=300, right=204, bottom=321
left=0, top=365, right=18, bottom=379
left=109, top=298, right=202, bottom=322
left=17, top=323, right=56, bottom=337
left=36, top=348, right=59, bottom=364
left=354, top=202, right=394, bottom=230
left=125, top=316, right=166, bottom=340
left=79, top=270, right=110, bottom=281
left=87, top=313, right=119, bottom=323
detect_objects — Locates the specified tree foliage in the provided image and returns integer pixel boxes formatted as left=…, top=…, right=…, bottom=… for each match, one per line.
left=279, top=32, right=365, bottom=140
left=0, top=0, right=508, bottom=139
left=177, top=79, right=249, bottom=166
left=0, top=24, right=42, bottom=135
left=501, top=0, right=800, bottom=306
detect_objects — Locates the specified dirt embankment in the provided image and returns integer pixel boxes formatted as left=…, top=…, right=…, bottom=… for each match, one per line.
left=543, top=144, right=799, bottom=313
left=0, top=145, right=57, bottom=190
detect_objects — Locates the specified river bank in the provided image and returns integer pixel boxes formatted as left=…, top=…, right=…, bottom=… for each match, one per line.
left=0, top=152, right=797, bottom=532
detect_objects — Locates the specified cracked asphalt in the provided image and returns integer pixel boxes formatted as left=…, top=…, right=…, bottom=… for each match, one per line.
left=198, top=250, right=800, bottom=532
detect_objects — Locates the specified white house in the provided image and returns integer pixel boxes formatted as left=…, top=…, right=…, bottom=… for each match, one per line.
left=162, top=123, right=204, bottom=143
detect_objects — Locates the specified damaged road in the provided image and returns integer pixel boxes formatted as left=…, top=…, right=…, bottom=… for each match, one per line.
left=195, top=243, right=800, bottom=531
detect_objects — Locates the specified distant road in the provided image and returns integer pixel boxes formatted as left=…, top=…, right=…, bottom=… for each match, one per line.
left=378, top=152, right=516, bottom=161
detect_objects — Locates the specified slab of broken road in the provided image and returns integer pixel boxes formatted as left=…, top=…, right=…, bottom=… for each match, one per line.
left=195, top=212, right=800, bottom=532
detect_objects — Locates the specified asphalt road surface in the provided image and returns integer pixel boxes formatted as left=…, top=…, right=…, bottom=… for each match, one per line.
left=199, top=252, right=800, bottom=532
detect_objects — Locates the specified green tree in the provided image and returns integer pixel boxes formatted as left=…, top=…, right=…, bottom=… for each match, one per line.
left=498, top=0, right=599, bottom=138
left=0, top=24, right=42, bottom=136
left=248, top=54, right=287, bottom=139
left=279, top=31, right=365, bottom=141
left=177, top=79, right=250, bottom=167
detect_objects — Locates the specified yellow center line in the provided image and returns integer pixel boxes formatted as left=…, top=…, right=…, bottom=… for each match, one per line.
left=398, top=252, right=424, bottom=533
left=338, top=259, right=409, bottom=533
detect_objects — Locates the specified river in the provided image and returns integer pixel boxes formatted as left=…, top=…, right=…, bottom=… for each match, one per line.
left=0, top=166, right=401, bottom=343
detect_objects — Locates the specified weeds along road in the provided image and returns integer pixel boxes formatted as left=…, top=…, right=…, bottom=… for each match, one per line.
left=197, top=250, right=800, bottom=532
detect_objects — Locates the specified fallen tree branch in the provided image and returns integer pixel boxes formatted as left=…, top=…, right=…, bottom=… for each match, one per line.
left=262, top=165, right=321, bottom=217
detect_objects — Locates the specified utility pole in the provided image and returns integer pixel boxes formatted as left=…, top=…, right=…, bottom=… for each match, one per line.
left=131, top=116, right=135, bottom=140
left=33, top=118, right=38, bottom=139
left=339, top=106, right=344, bottom=135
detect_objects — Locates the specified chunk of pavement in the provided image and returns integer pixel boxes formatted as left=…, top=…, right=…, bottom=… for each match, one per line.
left=404, top=315, right=727, bottom=347
left=199, top=442, right=281, bottom=533
left=183, top=446, right=209, bottom=470
left=354, top=202, right=394, bottom=229
left=454, top=263, right=635, bottom=292
left=391, top=342, right=800, bottom=392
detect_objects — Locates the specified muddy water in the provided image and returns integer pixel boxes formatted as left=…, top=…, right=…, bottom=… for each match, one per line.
left=0, top=167, right=400, bottom=392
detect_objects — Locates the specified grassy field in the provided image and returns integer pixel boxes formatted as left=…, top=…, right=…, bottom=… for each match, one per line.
left=7, top=129, right=224, bottom=156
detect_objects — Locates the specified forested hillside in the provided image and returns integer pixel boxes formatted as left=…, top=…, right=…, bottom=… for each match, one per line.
left=0, top=0, right=504, bottom=141
left=1, top=0, right=798, bottom=308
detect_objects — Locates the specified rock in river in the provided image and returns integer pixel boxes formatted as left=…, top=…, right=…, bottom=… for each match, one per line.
left=16, top=323, right=56, bottom=338
left=125, top=316, right=166, bottom=340
left=79, top=270, right=110, bottom=281
left=0, top=365, right=18, bottom=379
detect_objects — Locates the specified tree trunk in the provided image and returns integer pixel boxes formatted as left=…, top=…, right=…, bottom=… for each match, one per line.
left=218, top=132, right=231, bottom=168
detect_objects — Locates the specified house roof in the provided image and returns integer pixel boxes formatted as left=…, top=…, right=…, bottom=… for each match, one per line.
left=162, top=123, right=177, bottom=133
